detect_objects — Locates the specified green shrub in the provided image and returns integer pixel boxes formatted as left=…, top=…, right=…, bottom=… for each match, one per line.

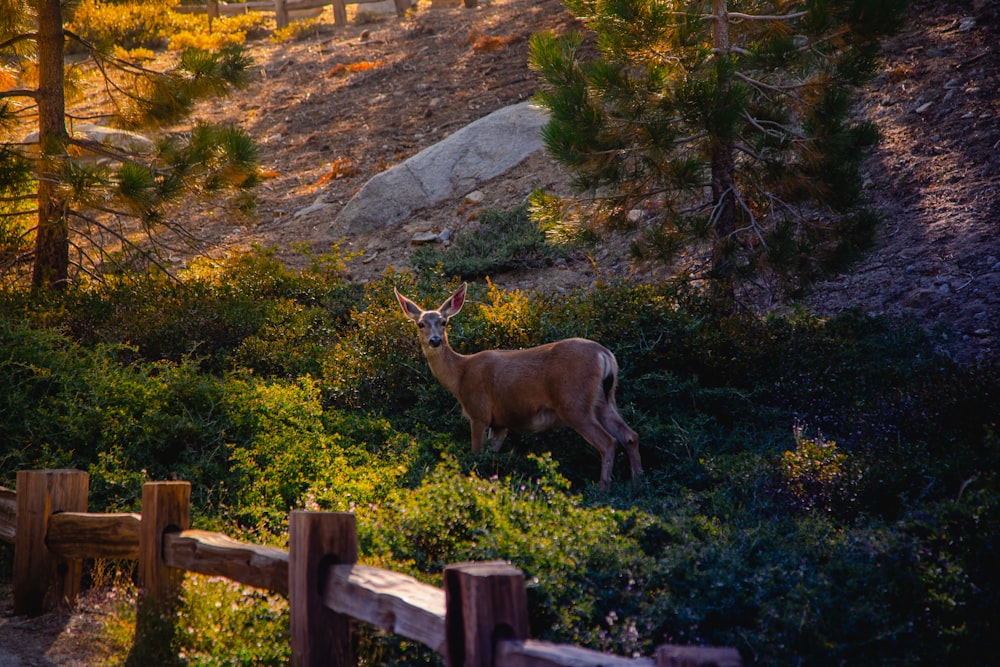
left=56, top=249, right=358, bottom=374
left=104, top=575, right=290, bottom=667
left=409, top=204, right=572, bottom=279
left=223, top=377, right=424, bottom=534
left=779, top=424, right=861, bottom=515
left=1, top=258, right=998, bottom=666
left=175, top=576, right=290, bottom=666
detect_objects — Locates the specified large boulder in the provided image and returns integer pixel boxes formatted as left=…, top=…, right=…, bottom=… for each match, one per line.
left=20, top=123, right=154, bottom=161
left=321, top=101, right=548, bottom=237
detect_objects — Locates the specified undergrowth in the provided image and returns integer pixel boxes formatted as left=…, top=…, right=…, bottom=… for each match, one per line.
left=0, top=246, right=997, bottom=666
left=409, top=204, right=572, bottom=279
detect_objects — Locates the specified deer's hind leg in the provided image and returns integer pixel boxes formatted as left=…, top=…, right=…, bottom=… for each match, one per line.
left=571, top=416, right=621, bottom=492
left=601, top=411, right=643, bottom=484
left=487, top=426, right=508, bottom=452
left=597, top=402, right=643, bottom=486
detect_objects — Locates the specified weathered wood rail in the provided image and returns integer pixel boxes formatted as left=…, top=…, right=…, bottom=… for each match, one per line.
left=0, top=469, right=741, bottom=667
left=173, top=0, right=424, bottom=29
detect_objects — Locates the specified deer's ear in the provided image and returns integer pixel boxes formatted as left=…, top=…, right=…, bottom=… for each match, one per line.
left=440, top=282, right=467, bottom=318
left=394, top=288, right=423, bottom=321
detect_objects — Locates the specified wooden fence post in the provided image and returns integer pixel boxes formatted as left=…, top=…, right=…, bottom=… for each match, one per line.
left=12, top=469, right=89, bottom=617
left=275, top=0, right=289, bottom=29
left=444, top=561, right=529, bottom=667
left=332, top=0, right=348, bottom=26
left=656, top=644, right=743, bottom=667
left=289, top=511, right=358, bottom=667
left=207, top=0, right=220, bottom=30
left=131, top=481, right=191, bottom=663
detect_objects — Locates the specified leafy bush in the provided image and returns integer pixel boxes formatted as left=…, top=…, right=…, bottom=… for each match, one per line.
left=68, top=0, right=270, bottom=52
left=779, top=424, right=860, bottom=515
left=69, top=0, right=189, bottom=51
left=57, top=249, right=359, bottom=374
left=101, top=575, right=289, bottom=667
left=410, top=204, right=572, bottom=279
left=175, top=576, right=290, bottom=666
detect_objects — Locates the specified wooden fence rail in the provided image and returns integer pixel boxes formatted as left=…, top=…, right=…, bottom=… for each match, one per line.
left=173, top=0, right=421, bottom=29
left=0, top=469, right=741, bottom=667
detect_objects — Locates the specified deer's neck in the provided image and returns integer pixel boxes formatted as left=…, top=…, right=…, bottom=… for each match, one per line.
left=421, top=342, right=466, bottom=398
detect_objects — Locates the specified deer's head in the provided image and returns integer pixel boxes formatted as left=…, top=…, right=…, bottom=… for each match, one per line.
left=395, top=282, right=467, bottom=351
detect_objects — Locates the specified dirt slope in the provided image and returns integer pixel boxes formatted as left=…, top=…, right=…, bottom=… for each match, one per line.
left=177, top=0, right=999, bottom=359
left=803, top=0, right=999, bottom=361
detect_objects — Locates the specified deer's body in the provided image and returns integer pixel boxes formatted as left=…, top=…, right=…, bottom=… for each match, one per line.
left=395, top=283, right=643, bottom=490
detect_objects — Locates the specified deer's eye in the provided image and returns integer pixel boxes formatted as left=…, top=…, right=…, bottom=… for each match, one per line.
left=417, top=322, right=425, bottom=329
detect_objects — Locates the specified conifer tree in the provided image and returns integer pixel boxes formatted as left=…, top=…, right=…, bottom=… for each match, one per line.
left=0, top=0, right=258, bottom=290
left=530, top=0, right=906, bottom=301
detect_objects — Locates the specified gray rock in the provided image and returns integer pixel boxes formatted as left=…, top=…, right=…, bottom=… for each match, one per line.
left=294, top=196, right=334, bottom=218
left=410, top=231, right=440, bottom=245
left=321, top=101, right=548, bottom=237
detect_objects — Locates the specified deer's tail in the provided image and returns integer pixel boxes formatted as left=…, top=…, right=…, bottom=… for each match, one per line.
left=598, top=349, right=619, bottom=402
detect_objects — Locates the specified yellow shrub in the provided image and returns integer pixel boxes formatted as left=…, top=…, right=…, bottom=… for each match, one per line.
left=271, top=17, right=323, bottom=44
left=169, top=29, right=246, bottom=52
left=68, top=0, right=183, bottom=50
left=70, top=0, right=270, bottom=53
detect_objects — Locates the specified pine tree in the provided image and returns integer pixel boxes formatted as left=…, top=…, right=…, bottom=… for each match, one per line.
left=530, top=0, right=906, bottom=301
left=0, top=0, right=258, bottom=290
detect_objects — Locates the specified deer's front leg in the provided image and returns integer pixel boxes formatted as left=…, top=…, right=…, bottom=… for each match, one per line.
left=470, top=420, right=488, bottom=454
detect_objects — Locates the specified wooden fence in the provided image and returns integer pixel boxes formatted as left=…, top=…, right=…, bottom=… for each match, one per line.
left=174, top=0, right=448, bottom=29
left=0, top=469, right=741, bottom=667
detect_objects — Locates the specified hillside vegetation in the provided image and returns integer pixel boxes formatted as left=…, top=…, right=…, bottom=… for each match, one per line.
left=1, top=252, right=997, bottom=665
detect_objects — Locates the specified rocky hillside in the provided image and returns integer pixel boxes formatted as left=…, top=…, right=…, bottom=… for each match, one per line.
left=185, top=0, right=999, bottom=360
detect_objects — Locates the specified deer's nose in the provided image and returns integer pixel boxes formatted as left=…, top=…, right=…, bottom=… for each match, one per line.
left=428, top=335, right=442, bottom=348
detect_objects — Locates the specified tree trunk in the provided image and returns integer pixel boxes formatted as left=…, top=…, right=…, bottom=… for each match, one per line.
left=709, top=0, right=736, bottom=304
left=31, top=0, right=69, bottom=290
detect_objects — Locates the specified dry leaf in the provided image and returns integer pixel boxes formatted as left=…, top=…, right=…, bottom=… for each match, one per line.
left=326, top=61, right=385, bottom=77
left=311, top=158, right=357, bottom=187
left=0, top=68, right=16, bottom=92
left=472, top=34, right=519, bottom=52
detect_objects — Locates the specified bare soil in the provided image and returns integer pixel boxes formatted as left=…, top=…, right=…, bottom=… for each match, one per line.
left=1, top=0, right=998, bottom=662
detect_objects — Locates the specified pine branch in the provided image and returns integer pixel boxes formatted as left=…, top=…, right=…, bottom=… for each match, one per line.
left=66, top=238, right=102, bottom=280
left=63, top=30, right=165, bottom=78
left=712, top=46, right=752, bottom=56
left=0, top=207, right=38, bottom=218
left=90, top=50, right=151, bottom=115
left=735, top=71, right=809, bottom=93
left=0, top=249, right=34, bottom=276
left=0, top=32, right=36, bottom=52
left=0, top=193, right=35, bottom=204
left=726, top=12, right=808, bottom=22
left=731, top=188, right=767, bottom=249
left=742, top=112, right=807, bottom=141
left=66, top=112, right=116, bottom=124
left=68, top=208, right=180, bottom=281
left=733, top=141, right=766, bottom=163
left=66, top=137, right=149, bottom=165
left=0, top=89, right=39, bottom=101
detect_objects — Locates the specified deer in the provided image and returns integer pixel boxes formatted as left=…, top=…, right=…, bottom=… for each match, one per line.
left=394, top=282, right=643, bottom=491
